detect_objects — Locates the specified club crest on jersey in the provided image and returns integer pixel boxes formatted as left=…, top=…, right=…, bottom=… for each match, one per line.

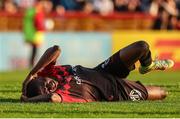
left=74, top=76, right=82, bottom=85
left=129, top=89, right=142, bottom=101
left=101, top=58, right=110, bottom=68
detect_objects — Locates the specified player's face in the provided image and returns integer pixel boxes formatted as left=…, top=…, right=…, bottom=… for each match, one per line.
left=37, top=77, right=58, bottom=94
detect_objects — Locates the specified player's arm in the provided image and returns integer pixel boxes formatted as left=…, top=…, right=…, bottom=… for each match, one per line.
left=21, top=93, right=62, bottom=103
left=22, top=45, right=61, bottom=95
left=145, top=86, right=167, bottom=100
left=29, top=45, right=61, bottom=76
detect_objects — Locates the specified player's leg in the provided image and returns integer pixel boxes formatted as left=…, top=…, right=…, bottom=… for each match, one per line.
left=145, top=86, right=168, bottom=100
left=119, top=40, right=152, bottom=70
left=94, top=41, right=152, bottom=78
left=119, top=41, right=174, bottom=74
left=94, top=41, right=174, bottom=77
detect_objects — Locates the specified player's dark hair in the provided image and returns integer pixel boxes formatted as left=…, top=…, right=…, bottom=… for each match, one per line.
left=26, top=79, right=45, bottom=98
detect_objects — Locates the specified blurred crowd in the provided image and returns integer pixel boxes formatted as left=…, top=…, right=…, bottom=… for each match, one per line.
left=0, top=0, right=180, bottom=30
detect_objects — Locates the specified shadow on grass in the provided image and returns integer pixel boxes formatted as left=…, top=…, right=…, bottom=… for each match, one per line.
left=0, top=98, right=20, bottom=103
left=1, top=110, right=179, bottom=116
left=0, top=89, right=20, bottom=93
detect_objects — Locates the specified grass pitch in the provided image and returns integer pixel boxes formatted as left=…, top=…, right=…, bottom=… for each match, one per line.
left=0, top=70, right=179, bottom=118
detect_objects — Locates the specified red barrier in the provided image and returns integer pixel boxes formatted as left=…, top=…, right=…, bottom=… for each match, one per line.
left=0, top=11, right=155, bottom=31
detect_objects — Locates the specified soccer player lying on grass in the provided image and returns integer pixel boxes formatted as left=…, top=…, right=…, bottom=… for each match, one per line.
left=21, top=41, right=174, bottom=103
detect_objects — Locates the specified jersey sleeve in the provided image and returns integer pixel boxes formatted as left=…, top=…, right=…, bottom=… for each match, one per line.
left=37, top=62, right=56, bottom=77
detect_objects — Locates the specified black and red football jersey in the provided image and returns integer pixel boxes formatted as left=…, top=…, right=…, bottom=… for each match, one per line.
left=38, top=63, right=148, bottom=103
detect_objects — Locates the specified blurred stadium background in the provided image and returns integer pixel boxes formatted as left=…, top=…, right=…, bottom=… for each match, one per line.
left=0, top=0, right=179, bottom=71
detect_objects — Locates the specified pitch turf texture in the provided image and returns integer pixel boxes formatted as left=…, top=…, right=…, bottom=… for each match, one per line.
left=0, top=70, right=179, bottom=118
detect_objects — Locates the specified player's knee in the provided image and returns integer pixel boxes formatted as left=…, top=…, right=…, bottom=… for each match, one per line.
left=136, top=41, right=149, bottom=51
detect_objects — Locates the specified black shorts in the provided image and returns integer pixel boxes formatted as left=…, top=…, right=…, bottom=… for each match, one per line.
left=93, top=51, right=134, bottom=78
left=92, top=51, right=148, bottom=101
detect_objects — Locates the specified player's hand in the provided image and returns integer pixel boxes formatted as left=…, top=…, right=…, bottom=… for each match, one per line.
left=20, top=94, right=28, bottom=102
left=51, top=93, right=62, bottom=103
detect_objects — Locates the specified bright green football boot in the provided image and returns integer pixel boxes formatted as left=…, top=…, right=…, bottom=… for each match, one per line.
left=139, top=59, right=174, bottom=74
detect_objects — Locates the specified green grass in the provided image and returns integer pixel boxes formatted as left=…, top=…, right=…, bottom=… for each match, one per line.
left=0, top=70, right=179, bottom=118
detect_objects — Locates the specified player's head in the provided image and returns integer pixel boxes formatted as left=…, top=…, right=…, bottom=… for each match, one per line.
left=26, top=77, right=58, bottom=98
